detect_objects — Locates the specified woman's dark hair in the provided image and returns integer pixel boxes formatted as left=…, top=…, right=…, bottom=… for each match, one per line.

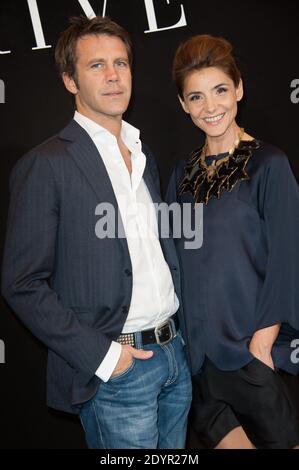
left=172, top=34, right=241, bottom=99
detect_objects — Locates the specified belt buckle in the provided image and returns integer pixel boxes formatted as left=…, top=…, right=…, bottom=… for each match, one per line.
left=154, top=319, right=174, bottom=346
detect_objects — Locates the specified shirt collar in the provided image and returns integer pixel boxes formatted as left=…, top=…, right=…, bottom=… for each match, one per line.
left=74, top=111, right=141, bottom=150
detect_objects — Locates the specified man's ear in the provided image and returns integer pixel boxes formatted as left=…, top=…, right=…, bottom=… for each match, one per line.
left=62, top=72, right=78, bottom=95
left=236, top=78, right=244, bottom=102
left=179, top=95, right=190, bottom=114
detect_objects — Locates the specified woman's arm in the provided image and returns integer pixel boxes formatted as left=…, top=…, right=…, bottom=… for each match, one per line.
left=249, top=324, right=281, bottom=370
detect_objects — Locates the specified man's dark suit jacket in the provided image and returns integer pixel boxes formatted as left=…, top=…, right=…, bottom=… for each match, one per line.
left=1, top=120, right=185, bottom=414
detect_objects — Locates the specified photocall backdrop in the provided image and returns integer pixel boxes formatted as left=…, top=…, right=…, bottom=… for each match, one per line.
left=0, top=0, right=298, bottom=449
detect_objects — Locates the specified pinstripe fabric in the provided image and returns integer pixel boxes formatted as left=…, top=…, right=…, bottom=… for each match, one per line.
left=1, top=120, right=184, bottom=414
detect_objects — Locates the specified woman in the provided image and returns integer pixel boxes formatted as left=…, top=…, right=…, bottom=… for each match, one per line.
left=167, top=34, right=299, bottom=449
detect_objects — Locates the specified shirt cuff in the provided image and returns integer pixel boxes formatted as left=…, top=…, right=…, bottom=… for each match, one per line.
left=95, top=341, right=122, bottom=382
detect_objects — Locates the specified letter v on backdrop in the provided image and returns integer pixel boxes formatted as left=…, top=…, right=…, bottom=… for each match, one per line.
left=0, top=0, right=187, bottom=54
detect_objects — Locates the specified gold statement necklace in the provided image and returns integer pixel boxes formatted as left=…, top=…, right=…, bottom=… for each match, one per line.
left=179, top=128, right=260, bottom=204
left=201, top=127, right=245, bottom=181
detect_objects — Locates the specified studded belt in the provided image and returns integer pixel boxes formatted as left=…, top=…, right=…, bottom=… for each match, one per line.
left=117, top=314, right=179, bottom=348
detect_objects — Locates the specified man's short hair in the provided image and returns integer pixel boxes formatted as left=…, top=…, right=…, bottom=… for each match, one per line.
left=55, top=16, right=133, bottom=82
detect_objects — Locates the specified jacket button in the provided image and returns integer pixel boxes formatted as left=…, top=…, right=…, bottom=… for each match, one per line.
left=122, top=306, right=128, bottom=314
left=124, top=269, right=132, bottom=277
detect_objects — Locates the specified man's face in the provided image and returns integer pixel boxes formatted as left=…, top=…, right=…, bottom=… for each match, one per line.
left=63, top=34, right=132, bottom=126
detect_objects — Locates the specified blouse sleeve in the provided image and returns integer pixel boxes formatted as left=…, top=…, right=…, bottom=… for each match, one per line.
left=255, top=151, right=299, bottom=333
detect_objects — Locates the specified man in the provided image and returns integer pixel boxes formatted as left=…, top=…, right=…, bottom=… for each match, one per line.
left=1, top=16, right=191, bottom=449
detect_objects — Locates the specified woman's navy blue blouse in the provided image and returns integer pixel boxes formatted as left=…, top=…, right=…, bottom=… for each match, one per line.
left=166, top=141, right=299, bottom=375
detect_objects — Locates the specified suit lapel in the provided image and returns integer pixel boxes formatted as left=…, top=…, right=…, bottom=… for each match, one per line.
left=142, top=156, right=167, bottom=243
left=60, top=120, right=115, bottom=201
left=59, top=120, right=128, bottom=248
left=142, top=163, right=162, bottom=205
left=59, top=120, right=169, bottom=248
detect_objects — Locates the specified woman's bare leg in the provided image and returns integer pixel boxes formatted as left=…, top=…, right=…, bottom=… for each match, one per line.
left=215, top=426, right=255, bottom=449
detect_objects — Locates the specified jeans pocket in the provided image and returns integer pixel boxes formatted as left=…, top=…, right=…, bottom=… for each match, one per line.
left=109, top=358, right=136, bottom=383
left=177, top=330, right=186, bottom=347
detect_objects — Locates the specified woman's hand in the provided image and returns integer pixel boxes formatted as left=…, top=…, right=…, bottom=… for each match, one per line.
left=249, top=341, right=275, bottom=370
left=249, top=324, right=281, bottom=370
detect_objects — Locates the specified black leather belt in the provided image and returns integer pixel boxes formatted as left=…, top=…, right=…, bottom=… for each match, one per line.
left=117, top=314, right=179, bottom=348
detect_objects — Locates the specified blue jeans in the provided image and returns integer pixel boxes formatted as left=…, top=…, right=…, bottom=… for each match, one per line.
left=79, top=332, right=192, bottom=449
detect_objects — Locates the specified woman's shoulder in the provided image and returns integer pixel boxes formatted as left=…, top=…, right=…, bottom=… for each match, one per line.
left=245, top=139, right=292, bottom=179
left=173, top=141, right=290, bottom=174
left=172, top=146, right=203, bottom=177
left=170, top=157, right=189, bottom=183
left=166, top=155, right=194, bottom=203
left=252, top=140, right=288, bottom=165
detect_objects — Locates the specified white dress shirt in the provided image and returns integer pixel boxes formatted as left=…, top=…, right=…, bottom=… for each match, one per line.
left=74, top=112, right=179, bottom=381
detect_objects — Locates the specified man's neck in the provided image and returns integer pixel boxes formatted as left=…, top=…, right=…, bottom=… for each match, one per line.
left=76, top=108, right=123, bottom=140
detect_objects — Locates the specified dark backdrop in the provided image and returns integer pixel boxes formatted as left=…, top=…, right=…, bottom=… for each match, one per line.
left=0, top=0, right=298, bottom=449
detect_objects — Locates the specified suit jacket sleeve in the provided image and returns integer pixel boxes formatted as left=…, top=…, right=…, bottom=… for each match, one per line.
left=1, top=152, right=111, bottom=378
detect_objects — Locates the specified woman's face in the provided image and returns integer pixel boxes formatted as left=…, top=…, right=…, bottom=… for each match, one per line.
left=180, top=66, right=243, bottom=139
